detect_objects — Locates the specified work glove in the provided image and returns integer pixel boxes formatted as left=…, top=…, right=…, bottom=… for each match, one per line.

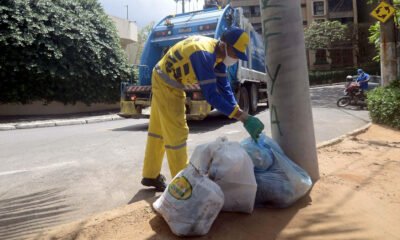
left=243, top=115, right=264, bottom=142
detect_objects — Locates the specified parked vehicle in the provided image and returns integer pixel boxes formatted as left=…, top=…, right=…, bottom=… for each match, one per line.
left=119, top=5, right=267, bottom=120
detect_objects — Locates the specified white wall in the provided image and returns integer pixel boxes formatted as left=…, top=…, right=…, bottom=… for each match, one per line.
left=109, top=15, right=138, bottom=64
left=0, top=102, right=119, bottom=116
left=109, top=15, right=138, bottom=43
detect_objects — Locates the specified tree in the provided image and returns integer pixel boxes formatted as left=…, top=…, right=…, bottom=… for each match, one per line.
left=304, top=20, right=348, bottom=49
left=304, top=20, right=348, bottom=64
left=368, top=22, right=381, bottom=62
left=132, top=22, right=155, bottom=65
left=0, top=0, right=130, bottom=105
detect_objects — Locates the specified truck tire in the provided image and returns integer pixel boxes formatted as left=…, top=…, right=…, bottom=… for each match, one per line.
left=238, top=86, right=250, bottom=114
left=248, top=83, right=258, bottom=114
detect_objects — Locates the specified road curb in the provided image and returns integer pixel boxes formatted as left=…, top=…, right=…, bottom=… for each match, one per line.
left=317, top=123, right=372, bottom=149
left=55, top=119, right=87, bottom=126
left=0, top=124, right=16, bottom=131
left=15, top=121, right=56, bottom=129
left=310, top=82, right=345, bottom=89
left=0, top=115, right=124, bottom=131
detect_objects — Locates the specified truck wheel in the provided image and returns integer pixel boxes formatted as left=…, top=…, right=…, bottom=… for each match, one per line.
left=248, top=83, right=258, bottom=114
left=238, top=86, right=250, bottom=114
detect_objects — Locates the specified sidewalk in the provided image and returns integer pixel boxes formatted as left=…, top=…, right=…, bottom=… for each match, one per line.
left=0, top=111, right=124, bottom=131
left=36, top=124, right=400, bottom=240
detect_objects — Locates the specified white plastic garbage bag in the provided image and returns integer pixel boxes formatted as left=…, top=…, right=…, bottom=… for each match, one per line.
left=153, top=165, right=224, bottom=236
left=191, top=137, right=257, bottom=213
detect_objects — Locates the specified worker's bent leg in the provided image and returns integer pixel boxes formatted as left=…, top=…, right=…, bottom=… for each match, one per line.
left=156, top=81, right=189, bottom=178
left=142, top=75, right=166, bottom=179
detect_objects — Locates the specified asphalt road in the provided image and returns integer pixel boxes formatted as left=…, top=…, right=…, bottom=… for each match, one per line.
left=0, top=85, right=370, bottom=239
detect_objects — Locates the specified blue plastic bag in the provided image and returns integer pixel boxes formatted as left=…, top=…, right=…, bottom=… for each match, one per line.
left=240, top=134, right=275, bottom=171
left=240, top=133, right=312, bottom=208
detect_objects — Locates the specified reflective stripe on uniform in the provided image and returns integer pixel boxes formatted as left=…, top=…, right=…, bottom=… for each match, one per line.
left=198, top=78, right=217, bottom=85
left=155, top=65, right=185, bottom=90
left=148, top=132, right=163, bottom=139
left=165, top=142, right=187, bottom=150
left=215, top=72, right=227, bottom=77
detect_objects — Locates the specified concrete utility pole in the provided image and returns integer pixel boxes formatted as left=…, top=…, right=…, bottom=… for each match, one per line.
left=260, top=0, right=319, bottom=181
left=380, top=0, right=397, bottom=86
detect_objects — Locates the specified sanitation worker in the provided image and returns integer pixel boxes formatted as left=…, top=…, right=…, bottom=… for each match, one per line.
left=141, top=27, right=264, bottom=191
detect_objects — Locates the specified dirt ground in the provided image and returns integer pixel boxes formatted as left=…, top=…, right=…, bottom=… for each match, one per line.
left=35, top=124, right=400, bottom=240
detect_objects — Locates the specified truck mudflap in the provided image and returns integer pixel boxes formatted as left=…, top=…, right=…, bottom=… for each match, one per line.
left=187, top=100, right=212, bottom=120
left=118, top=100, right=150, bottom=119
left=118, top=100, right=212, bottom=120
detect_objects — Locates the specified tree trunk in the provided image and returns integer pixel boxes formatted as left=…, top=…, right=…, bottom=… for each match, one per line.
left=260, top=0, right=319, bottom=181
left=380, top=0, right=397, bottom=86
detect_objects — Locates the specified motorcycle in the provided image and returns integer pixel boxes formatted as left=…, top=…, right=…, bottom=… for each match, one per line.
left=336, top=76, right=367, bottom=109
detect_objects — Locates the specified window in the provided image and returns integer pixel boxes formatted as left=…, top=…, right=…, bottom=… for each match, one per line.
left=314, top=49, right=328, bottom=65
left=313, top=1, right=325, bottom=16
left=330, top=49, right=353, bottom=67
left=328, top=0, right=352, bottom=12
left=242, top=6, right=251, bottom=18
left=242, top=6, right=260, bottom=18
left=252, top=23, right=262, bottom=34
left=250, top=6, right=260, bottom=17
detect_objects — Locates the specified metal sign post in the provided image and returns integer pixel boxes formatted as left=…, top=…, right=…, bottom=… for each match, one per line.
left=371, top=0, right=398, bottom=86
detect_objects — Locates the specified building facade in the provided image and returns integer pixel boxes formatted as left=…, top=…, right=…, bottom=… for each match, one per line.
left=109, top=15, right=138, bottom=64
left=229, top=0, right=262, bottom=33
left=229, top=0, right=376, bottom=70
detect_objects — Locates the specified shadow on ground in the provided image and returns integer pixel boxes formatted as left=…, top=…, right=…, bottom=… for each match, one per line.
left=128, top=189, right=159, bottom=205
left=112, top=106, right=268, bottom=134
left=144, top=194, right=313, bottom=240
left=0, top=188, right=75, bottom=240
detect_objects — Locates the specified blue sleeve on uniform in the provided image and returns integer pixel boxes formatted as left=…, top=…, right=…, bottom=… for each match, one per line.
left=214, top=63, right=237, bottom=106
left=189, top=51, right=236, bottom=116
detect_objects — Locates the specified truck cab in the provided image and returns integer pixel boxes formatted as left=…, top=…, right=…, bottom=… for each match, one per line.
left=119, top=5, right=267, bottom=120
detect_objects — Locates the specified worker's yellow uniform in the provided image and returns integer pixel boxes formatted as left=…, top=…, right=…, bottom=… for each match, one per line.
left=142, top=68, right=189, bottom=178
left=142, top=35, right=243, bottom=178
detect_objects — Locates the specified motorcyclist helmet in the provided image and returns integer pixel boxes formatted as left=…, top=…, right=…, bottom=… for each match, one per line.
left=346, top=75, right=353, bottom=81
left=357, top=68, right=363, bottom=74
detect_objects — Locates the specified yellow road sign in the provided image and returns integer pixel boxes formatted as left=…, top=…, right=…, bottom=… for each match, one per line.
left=370, top=1, right=396, bottom=23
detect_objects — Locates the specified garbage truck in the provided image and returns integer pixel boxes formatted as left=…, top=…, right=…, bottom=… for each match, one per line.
left=119, top=5, right=267, bottom=120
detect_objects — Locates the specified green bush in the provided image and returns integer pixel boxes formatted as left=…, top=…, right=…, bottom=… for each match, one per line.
left=309, top=69, right=356, bottom=85
left=0, top=0, right=130, bottom=105
left=309, top=64, right=380, bottom=86
left=367, top=80, right=400, bottom=129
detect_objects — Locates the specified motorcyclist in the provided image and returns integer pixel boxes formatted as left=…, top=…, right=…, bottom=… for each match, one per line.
left=356, top=69, right=370, bottom=98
